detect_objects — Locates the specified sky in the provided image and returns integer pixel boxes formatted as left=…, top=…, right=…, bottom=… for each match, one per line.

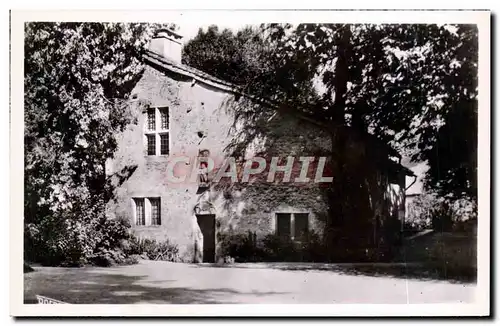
left=178, top=24, right=246, bottom=42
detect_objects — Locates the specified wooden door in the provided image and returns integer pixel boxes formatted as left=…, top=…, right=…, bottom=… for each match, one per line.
left=196, top=214, right=216, bottom=263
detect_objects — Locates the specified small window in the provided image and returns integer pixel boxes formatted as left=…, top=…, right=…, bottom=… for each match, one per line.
left=144, top=107, right=171, bottom=156
left=147, top=108, right=156, bottom=131
left=160, top=134, right=169, bottom=155
left=147, top=134, right=156, bottom=155
left=133, top=197, right=161, bottom=226
left=294, top=213, right=309, bottom=240
left=276, top=212, right=309, bottom=240
left=276, top=213, right=291, bottom=239
left=160, top=107, right=169, bottom=130
left=134, top=198, right=145, bottom=226
left=150, top=198, right=161, bottom=225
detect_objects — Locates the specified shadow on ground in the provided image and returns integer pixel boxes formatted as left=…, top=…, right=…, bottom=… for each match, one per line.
left=197, top=261, right=476, bottom=284
left=196, top=233, right=477, bottom=284
left=24, top=267, right=287, bottom=304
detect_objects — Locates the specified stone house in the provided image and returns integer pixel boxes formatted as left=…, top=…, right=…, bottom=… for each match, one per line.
left=106, top=29, right=414, bottom=263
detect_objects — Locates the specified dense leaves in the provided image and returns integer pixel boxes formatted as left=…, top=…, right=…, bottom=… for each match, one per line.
left=24, top=22, right=169, bottom=265
left=25, top=22, right=157, bottom=217
left=183, top=25, right=264, bottom=85
left=264, top=24, right=478, bottom=198
left=218, top=231, right=328, bottom=263
left=183, top=24, right=320, bottom=110
left=183, top=24, right=478, bottom=261
left=424, top=99, right=477, bottom=199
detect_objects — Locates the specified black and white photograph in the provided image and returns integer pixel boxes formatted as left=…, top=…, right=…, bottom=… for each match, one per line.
left=9, top=9, right=490, bottom=317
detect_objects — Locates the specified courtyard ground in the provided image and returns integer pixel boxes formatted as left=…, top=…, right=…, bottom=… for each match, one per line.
left=24, top=260, right=476, bottom=304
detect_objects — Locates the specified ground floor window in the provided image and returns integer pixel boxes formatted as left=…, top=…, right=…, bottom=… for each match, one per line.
left=150, top=198, right=161, bottom=225
left=276, top=212, right=309, bottom=240
left=132, top=197, right=161, bottom=226
left=134, top=198, right=145, bottom=226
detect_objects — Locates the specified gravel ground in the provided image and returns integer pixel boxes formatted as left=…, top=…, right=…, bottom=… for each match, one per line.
left=24, top=260, right=476, bottom=304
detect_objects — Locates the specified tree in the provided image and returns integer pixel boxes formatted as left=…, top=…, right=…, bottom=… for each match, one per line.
left=424, top=99, right=477, bottom=199
left=185, top=24, right=477, bottom=154
left=419, top=25, right=478, bottom=200
left=183, top=23, right=478, bottom=259
left=182, top=24, right=320, bottom=110
left=272, top=23, right=477, bottom=253
left=183, top=25, right=258, bottom=85
left=24, top=22, right=171, bottom=265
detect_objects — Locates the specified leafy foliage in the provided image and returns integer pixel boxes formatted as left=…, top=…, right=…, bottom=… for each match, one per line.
left=406, top=192, right=477, bottom=231
left=218, top=231, right=328, bottom=263
left=423, top=99, right=477, bottom=199
left=218, top=231, right=265, bottom=262
left=24, top=22, right=159, bottom=220
left=183, top=25, right=263, bottom=85
left=265, top=24, right=477, bottom=198
left=25, top=211, right=133, bottom=266
left=23, top=22, right=172, bottom=265
left=182, top=24, right=319, bottom=109
left=406, top=194, right=436, bottom=229
left=127, top=237, right=180, bottom=262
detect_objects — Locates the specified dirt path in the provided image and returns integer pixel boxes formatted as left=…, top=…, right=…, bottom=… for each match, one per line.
left=24, top=260, right=476, bottom=304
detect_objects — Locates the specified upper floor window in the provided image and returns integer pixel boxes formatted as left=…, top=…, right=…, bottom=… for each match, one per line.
left=144, top=107, right=170, bottom=156
left=160, top=107, right=169, bottom=130
left=160, top=134, right=169, bottom=155
left=147, top=108, right=156, bottom=131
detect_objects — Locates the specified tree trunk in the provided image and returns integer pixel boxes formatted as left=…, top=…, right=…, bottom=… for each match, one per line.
left=325, top=25, right=352, bottom=262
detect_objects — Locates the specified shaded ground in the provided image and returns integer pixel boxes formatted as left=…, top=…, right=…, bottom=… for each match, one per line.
left=395, top=230, right=477, bottom=283
left=204, top=261, right=476, bottom=284
left=24, top=260, right=475, bottom=304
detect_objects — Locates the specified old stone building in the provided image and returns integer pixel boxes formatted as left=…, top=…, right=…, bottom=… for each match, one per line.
left=106, top=29, right=413, bottom=263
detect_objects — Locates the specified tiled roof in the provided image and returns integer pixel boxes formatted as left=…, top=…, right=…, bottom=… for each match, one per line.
left=144, top=50, right=245, bottom=95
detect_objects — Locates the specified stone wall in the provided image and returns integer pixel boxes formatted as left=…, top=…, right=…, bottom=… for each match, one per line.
left=106, top=65, right=335, bottom=262
left=107, top=63, right=406, bottom=262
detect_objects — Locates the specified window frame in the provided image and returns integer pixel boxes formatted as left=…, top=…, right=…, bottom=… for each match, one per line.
left=159, top=107, right=169, bottom=130
left=146, top=134, right=156, bottom=156
left=144, top=106, right=170, bottom=156
left=159, top=133, right=170, bottom=156
left=150, top=197, right=161, bottom=226
left=133, top=198, right=146, bottom=226
left=132, top=197, right=161, bottom=226
left=275, top=212, right=309, bottom=241
left=147, top=108, right=156, bottom=131
left=276, top=213, right=292, bottom=239
left=293, top=213, right=309, bottom=241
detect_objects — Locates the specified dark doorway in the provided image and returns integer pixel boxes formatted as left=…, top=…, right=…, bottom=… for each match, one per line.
left=196, top=214, right=216, bottom=263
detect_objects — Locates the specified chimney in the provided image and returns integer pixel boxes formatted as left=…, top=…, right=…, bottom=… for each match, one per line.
left=149, top=28, right=183, bottom=63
